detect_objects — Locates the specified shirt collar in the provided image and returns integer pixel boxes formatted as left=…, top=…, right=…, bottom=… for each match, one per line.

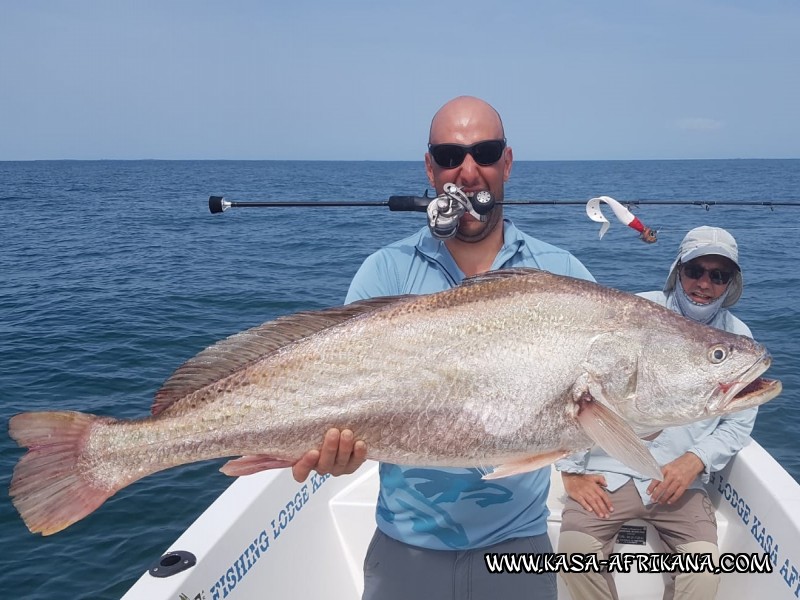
left=414, top=219, right=527, bottom=282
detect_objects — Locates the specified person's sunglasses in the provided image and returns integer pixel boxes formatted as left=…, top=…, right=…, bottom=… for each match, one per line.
left=680, top=263, right=734, bottom=285
left=427, top=139, right=507, bottom=169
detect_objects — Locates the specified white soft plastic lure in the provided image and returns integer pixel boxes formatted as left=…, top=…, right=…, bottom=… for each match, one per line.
left=586, top=195, right=657, bottom=243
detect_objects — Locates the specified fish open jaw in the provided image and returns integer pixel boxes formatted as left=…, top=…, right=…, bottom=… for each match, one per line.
left=712, top=353, right=782, bottom=412
left=724, top=377, right=782, bottom=409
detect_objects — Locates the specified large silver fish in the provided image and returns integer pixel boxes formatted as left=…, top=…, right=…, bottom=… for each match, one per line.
left=9, top=268, right=781, bottom=535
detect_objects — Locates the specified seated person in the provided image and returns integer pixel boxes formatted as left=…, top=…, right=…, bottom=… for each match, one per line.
left=556, top=226, right=757, bottom=600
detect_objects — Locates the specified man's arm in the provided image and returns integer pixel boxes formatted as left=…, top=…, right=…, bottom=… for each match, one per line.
left=687, top=407, right=757, bottom=476
left=647, top=407, right=757, bottom=503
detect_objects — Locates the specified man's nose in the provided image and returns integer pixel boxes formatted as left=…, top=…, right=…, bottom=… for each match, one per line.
left=458, top=152, right=481, bottom=181
left=696, top=271, right=714, bottom=285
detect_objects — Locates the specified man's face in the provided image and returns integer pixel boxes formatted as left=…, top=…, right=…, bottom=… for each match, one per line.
left=425, top=103, right=512, bottom=242
left=678, top=255, right=737, bottom=304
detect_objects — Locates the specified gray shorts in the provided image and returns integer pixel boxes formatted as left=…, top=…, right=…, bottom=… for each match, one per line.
left=362, top=529, right=557, bottom=600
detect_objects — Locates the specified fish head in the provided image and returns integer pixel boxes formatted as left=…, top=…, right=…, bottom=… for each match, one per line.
left=601, top=320, right=782, bottom=429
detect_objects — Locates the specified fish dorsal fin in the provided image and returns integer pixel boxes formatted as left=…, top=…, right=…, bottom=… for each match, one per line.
left=151, top=295, right=412, bottom=415
left=459, top=267, right=544, bottom=287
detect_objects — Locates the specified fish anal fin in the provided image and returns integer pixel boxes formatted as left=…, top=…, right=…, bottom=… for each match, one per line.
left=576, top=395, right=663, bottom=481
left=9, top=411, right=124, bottom=536
left=219, top=455, right=295, bottom=477
left=482, top=450, right=569, bottom=480
left=152, top=295, right=415, bottom=415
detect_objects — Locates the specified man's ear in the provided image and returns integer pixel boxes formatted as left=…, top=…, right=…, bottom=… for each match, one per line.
left=425, top=152, right=435, bottom=187
left=503, top=146, right=513, bottom=182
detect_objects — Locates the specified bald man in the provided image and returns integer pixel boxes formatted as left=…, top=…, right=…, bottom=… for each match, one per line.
left=294, top=96, right=594, bottom=599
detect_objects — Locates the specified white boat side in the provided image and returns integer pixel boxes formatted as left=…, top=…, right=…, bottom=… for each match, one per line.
left=123, top=438, right=800, bottom=600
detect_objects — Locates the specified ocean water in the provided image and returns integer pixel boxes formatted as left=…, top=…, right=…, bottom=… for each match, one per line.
left=1, top=159, right=799, bottom=599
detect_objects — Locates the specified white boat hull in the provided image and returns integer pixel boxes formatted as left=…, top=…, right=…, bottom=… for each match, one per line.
left=123, top=438, right=800, bottom=599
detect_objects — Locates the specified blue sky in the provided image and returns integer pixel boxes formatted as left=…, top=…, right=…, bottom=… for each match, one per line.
left=1, top=0, right=798, bottom=160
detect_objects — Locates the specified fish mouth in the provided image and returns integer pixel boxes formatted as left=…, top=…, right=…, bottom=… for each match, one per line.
left=709, top=353, right=782, bottom=413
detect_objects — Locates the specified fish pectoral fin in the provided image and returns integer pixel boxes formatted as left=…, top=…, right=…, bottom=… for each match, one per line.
left=220, top=455, right=295, bottom=477
left=482, top=451, right=570, bottom=480
left=576, top=396, right=663, bottom=481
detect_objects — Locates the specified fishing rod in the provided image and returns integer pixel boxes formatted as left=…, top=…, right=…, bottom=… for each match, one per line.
left=209, top=195, right=800, bottom=213
left=209, top=191, right=800, bottom=244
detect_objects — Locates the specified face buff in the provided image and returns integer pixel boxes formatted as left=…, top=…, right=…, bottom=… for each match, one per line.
left=673, top=283, right=730, bottom=325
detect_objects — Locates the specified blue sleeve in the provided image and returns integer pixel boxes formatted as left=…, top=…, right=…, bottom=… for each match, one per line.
left=689, top=408, right=758, bottom=482
left=555, top=451, right=589, bottom=473
left=566, top=256, right=595, bottom=283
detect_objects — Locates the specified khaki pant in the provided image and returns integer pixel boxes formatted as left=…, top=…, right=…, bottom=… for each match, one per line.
left=558, top=480, right=720, bottom=600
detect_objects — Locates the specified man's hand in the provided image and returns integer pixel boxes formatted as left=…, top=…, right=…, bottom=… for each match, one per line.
left=291, top=428, right=368, bottom=483
left=646, top=452, right=704, bottom=504
left=562, top=472, right=613, bottom=518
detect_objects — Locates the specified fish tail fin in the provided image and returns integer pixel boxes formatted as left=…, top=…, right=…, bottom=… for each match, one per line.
left=8, top=411, right=117, bottom=536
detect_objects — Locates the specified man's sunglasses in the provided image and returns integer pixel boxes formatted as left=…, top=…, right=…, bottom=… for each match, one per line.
left=428, top=139, right=507, bottom=169
left=680, top=263, right=735, bottom=285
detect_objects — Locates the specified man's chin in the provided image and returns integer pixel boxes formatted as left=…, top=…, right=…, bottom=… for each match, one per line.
left=454, top=210, right=502, bottom=243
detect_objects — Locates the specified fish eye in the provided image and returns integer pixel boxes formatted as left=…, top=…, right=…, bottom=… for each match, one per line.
left=709, top=345, right=728, bottom=364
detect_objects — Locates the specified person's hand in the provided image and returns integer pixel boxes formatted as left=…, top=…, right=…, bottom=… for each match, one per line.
left=291, top=428, right=367, bottom=483
left=646, top=452, right=704, bottom=504
left=562, top=472, right=613, bottom=518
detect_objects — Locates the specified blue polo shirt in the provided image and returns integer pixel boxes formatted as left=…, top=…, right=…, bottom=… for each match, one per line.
left=345, top=220, right=594, bottom=550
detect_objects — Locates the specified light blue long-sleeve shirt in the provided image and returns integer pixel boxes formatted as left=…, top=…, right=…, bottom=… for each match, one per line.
left=555, top=290, right=758, bottom=504
left=345, top=219, right=594, bottom=550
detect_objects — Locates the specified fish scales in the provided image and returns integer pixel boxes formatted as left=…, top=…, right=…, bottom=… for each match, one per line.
left=95, top=283, right=604, bottom=469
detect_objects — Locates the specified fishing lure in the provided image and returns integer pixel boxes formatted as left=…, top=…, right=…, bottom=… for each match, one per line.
left=586, top=196, right=657, bottom=243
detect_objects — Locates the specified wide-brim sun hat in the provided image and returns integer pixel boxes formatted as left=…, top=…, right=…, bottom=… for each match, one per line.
left=663, top=226, right=743, bottom=308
